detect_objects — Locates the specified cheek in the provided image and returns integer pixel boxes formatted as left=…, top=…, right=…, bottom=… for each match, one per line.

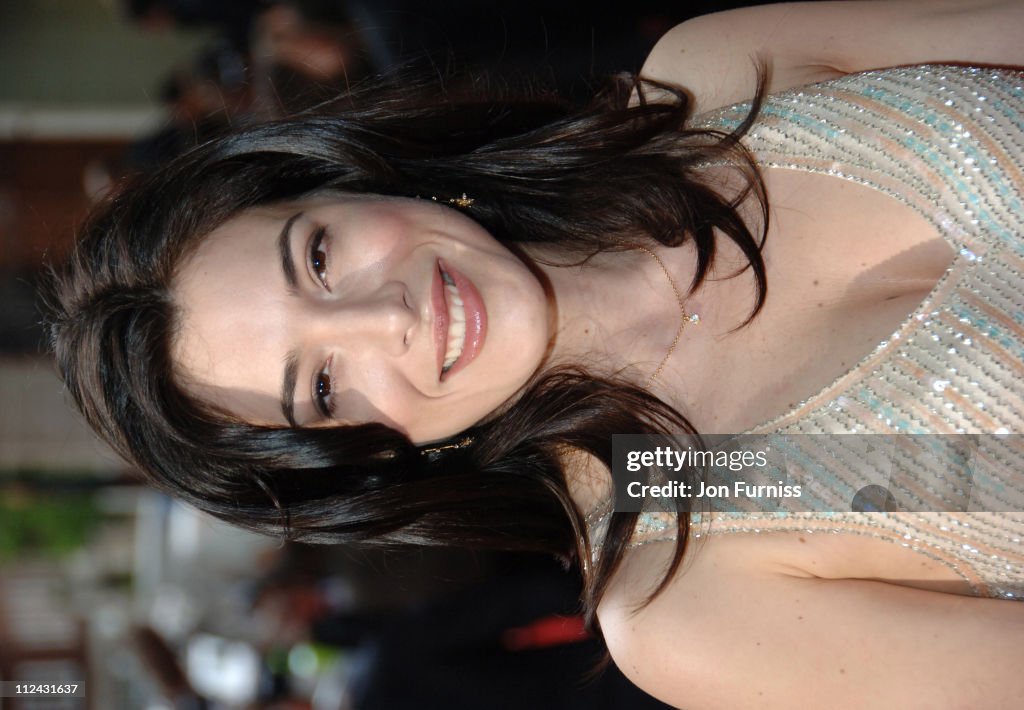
left=349, top=378, right=497, bottom=443
left=440, top=381, right=523, bottom=434
left=355, top=208, right=419, bottom=255
left=332, top=385, right=404, bottom=432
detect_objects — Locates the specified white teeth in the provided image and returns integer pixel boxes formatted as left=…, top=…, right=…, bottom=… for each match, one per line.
left=443, top=280, right=466, bottom=372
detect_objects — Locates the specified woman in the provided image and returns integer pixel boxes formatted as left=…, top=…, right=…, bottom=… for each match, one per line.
left=47, top=1, right=1024, bottom=707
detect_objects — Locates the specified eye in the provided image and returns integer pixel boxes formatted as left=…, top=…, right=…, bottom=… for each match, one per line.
left=309, top=225, right=330, bottom=290
left=314, top=358, right=335, bottom=419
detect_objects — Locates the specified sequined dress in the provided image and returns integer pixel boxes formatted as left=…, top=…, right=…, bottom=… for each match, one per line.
left=586, top=65, right=1024, bottom=600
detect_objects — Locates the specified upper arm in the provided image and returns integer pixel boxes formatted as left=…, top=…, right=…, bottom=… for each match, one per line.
left=640, top=1, right=1024, bottom=113
left=599, top=538, right=1024, bottom=709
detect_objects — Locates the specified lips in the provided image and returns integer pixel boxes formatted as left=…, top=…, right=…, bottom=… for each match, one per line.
left=432, top=258, right=487, bottom=381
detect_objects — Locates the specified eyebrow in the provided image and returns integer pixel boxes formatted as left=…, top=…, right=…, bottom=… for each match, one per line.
left=278, top=211, right=303, bottom=292
left=281, top=352, right=300, bottom=428
left=279, top=212, right=303, bottom=427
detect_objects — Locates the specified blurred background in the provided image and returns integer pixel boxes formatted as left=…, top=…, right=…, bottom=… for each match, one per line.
left=0, top=1, right=770, bottom=708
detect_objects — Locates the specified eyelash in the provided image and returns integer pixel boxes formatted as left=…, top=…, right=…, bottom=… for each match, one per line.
left=309, top=225, right=333, bottom=418
left=315, top=356, right=335, bottom=419
left=309, top=225, right=330, bottom=290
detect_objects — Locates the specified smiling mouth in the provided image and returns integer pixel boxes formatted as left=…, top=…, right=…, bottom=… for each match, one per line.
left=441, top=267, right=466, bottom=374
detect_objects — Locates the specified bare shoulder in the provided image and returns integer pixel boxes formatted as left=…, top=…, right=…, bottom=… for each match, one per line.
left=638, top=5, right=844, bottom=114
left=598, top=534, right=1024, bottom=709
left=640, top=1, right=1024, bottom=115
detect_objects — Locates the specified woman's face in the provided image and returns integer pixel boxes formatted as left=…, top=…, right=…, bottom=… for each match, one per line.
left=171, top=194, right=552, bottom=443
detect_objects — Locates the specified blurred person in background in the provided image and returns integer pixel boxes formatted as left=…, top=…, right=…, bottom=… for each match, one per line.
left=248, top=547, right=673, bottom=708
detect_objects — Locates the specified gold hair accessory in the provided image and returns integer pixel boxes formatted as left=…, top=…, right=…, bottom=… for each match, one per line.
left=633, top=245, right=700, bottom=388
left=431, top=193, right=474, bottom=209
left=421, top=434, right=475, bottom=458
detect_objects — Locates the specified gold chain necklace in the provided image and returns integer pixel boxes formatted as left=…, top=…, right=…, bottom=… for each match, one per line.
left=633, top=245, right=700, bottom=388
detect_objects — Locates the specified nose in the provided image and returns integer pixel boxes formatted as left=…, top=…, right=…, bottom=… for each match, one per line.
left=305, top=282, right=415, bottom=357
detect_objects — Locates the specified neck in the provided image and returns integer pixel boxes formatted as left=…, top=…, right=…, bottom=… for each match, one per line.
left=523, top=242, right=705, bottom=387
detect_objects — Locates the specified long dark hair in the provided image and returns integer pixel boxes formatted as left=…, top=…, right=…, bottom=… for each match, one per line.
left=45, top=67, right=767, bottom=624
